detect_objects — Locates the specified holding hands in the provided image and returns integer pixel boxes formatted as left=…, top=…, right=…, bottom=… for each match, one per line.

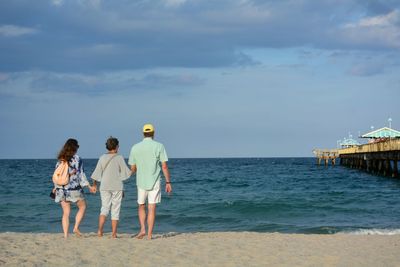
left=89, top=185, right=97, bottom=194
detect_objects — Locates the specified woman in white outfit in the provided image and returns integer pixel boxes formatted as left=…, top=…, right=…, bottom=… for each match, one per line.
left=91, top=137, right=132, bottom=238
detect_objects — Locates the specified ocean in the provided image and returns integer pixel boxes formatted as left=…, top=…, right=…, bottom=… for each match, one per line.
left=1, top=158, right=399, bottom=235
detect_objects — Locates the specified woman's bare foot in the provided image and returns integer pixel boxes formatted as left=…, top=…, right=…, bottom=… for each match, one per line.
left=97, top=230, right=103, bottom=237
left=136, top=232, right=146, bottom=239
left=73, top=229, right=82, bottom=237
left=112, top=234, right=118, bottom=239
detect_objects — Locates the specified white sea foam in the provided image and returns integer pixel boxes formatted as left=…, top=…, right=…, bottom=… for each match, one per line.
left=343, top=229, right=400, bottom=235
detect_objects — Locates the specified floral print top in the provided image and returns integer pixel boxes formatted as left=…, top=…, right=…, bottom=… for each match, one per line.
left=54, top=154, right=89, bottom=190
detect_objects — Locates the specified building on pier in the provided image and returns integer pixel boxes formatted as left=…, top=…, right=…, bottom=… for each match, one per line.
left=361, top=127, right=400, bottom=143
left=339, top=136, right=360, bottom=148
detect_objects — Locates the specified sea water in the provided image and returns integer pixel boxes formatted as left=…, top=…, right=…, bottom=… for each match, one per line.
left=1, top=158, right=399, bottom=235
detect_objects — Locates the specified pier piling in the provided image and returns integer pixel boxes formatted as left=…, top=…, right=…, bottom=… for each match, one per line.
left=393, top=161, right=398, bottom=177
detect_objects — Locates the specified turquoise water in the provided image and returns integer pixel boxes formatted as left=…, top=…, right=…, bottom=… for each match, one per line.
left=1, top=158, right=400, bottom=234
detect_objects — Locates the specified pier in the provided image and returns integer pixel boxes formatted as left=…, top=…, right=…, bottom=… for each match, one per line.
left=312, top=149, right=339, bottom=166
left=313, top=125, right=400, bottom=177
left=338, top=139, right=400, bottom=177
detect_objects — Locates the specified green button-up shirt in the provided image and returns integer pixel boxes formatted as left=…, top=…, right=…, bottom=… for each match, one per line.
left=128, top=138, right=168, bottom=190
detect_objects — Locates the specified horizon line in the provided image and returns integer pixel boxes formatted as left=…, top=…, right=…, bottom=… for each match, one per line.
left=0, top=156, right=315, bottom=160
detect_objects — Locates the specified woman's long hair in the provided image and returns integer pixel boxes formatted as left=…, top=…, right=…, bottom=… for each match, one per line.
left=57, top=138, right=79, bottom=162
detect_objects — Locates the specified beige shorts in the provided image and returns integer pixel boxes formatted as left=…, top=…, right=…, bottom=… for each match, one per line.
left=137, top=180, right=161, bottom=205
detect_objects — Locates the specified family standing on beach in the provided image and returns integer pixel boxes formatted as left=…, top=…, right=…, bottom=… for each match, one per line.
left=52, top=124, right=171, bottom=239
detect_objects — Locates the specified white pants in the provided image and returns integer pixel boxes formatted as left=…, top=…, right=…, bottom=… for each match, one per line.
left=137, top=180, right=161, bottom=205
left=100, top=190, right=123, bottom=220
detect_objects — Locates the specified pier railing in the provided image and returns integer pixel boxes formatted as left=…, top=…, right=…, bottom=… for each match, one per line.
left=338, top=139, right=400, bottom=155
left=338, top=138, right=400, bottom=177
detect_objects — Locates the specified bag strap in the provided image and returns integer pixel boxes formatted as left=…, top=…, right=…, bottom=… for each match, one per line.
left=102, top=154, right=118, bottom=174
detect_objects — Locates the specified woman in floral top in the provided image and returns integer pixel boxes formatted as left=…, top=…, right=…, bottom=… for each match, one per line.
left=53, top=138, right=95, bottom=238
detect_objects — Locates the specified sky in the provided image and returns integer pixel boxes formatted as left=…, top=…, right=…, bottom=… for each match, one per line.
left=0, top=0, right=399, bottom=159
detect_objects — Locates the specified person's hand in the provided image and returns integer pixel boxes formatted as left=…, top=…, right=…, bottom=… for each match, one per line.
left=165, top=183, right=172, bottom=194
left=89, top=185, right=97, bottom=194
left=52, top=188, right=56, bottom=193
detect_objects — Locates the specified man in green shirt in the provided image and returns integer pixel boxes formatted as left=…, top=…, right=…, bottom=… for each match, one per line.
left=128, top=124, right=172, bottom=239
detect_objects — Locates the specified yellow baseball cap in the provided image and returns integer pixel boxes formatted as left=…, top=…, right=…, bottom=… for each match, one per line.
left=143, top=124, right=155, bottom=133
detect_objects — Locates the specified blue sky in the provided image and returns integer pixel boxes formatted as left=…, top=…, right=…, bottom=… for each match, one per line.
left=0, top=0, right=399, bottom=159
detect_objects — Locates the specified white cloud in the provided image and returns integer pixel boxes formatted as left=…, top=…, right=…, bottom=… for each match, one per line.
left=345, top=10, right=399, bottom=28
left=51, top=0, right=64, bottom=6
left=0, top=25, right=38, bottom=37
left=340, top=10, right=400, bottom=49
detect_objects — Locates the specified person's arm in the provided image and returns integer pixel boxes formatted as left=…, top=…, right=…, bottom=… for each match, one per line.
left=119, top=156, right=133, bottom=180
left=81, top=170, right=96, bottom=193
left=128, top=147, right=136, bottom=175
left=78, top=157, right=90, bottom=188
left=130, top=164, right=137, bottom=174
left=90, top=157, right=104, bottom=194
left=162, top=161, right=172, bottom=193
left=91, top=157, right=103, bottom=181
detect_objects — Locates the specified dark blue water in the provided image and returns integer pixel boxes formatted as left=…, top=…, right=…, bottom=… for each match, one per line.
left=1, top=158, right=400, bottom=235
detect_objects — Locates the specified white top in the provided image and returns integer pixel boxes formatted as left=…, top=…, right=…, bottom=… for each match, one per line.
left=91, top=153, right=132, bottom=191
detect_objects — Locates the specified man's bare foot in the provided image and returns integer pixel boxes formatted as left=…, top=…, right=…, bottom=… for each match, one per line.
left=112, top=234, right=118, bottom=239
left=147, top=235, right=152, bottom=240
left=73, top=229, right=82, bottom=237
left=97, top=230, right=103, bottom=237
left=136, top=232, right=146, bottom=239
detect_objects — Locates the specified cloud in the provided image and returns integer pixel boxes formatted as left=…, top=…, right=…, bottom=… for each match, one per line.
left=340, top=10, right=400, bottom=49
left=0, top=25, right=38, bottom=37
left=51, top=0, right=64, bottom=6
left=348, top=62, right=385, bottom=76
left=0, top=0, right=400, bottom=73
left=354, top=10, right=399, bottom=27
left=0, top=70, right=205, bottom=98
left=51, top=0, right=101, bottom=8
left=133, top=73, right=205, bottom=90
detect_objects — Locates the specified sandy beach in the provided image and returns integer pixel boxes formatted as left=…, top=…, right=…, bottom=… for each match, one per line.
left=1, top=232, right=399, bottom=267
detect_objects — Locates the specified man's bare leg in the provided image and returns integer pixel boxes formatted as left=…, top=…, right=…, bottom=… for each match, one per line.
left=137, top=204, right=146, bottom=239
left=98, top=215, right=106, bottom=237
left=147, top=204, right=156, bottom=240
left=111, top=220, right=118, bottom=238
